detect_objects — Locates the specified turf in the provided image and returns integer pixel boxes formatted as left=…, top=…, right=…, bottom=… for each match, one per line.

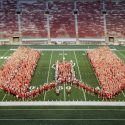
left=0, top=44, right=125, bottom=125
left=0, top=106, right=125, bottom=125
left=0, top=45, right=125, bottom=101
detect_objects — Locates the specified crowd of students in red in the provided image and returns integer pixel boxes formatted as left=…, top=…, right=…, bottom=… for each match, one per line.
left=20, top=82, right=57, bottom=99
left=0, top=46, right=124, bottom=99
left=0, top=47, right=56, bottom=99
left=55, top=61, right=102, bottom=98
left=87, top=47, right=125, bottom=98
left=57, top=61, right=75, bottom=84
left=0, top=47, right=39, bottom=98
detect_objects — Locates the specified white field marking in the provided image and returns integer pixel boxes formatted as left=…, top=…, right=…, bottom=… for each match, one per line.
left=0, top=56, right=10, bottom=59
left=0, top=49, right=11, bottom=102
left=0, top=108, right=125, bottom=111
left=63, top=51, right=64, bottom=61
left=84, top=50, right=101, bottom=93
left=117, top=50, right=125, bottom=60
left=22, top=52, right=45, bottom=102
left=0, top=119, right=124, bottom=121
left=0, top=49, right=10, bottom=59
left=113, top=46, right=116, bottom=50
left=59, top=53, right=67, bottom=56
left=44, top=51, right=53, bottom=101
left=64, top=82, right=66, bottom=101
left=74, top=51, right=86, bottom=101
left=10, top=48, right=117, bottom=51
left=0, top=50, right=10, bottom=51
left=2, top=94, right=6, bottom=101
left=116, top=51, right=125, bottom=97
left=122, top=91, right=125, bottom=98
left=0, top=101, right=125, bottom=106
left=59, top=53, right=63, bottom=55
left=63, top=50, right=66, bottom=101
left=116, top=50, right=125, bottom=51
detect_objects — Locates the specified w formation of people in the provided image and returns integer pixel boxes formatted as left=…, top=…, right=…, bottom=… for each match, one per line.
left=0, top=47, right=56, bottom=99
left=0, top=46, right=124, bottom=99
left=55, top=61, right=75, bottom=84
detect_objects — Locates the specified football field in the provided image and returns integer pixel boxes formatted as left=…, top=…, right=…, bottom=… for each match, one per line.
left=0, top=45, right=125, bottom=125
left=0, top=45, right=125, bottom=102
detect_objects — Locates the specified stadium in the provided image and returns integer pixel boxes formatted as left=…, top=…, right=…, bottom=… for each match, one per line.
left=0, top=0, right=125, bottom=125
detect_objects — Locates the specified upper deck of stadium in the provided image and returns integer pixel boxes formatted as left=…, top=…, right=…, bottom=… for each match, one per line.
left=0, top=0, right=125, bottom=40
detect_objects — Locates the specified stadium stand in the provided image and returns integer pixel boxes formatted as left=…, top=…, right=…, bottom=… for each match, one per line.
left=0, top=0, right=125, bottom=40
left=105, top=1, right=125, bottom=38
left=0, top=0, right=18, bottom=38
left=49, top=1, right=75, bottom=38
left=77, top=1, right=104, bottom=38
left=21, top=1, right=47, bottom=38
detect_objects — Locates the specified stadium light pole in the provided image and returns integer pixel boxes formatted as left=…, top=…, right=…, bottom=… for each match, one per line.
left=45, top=1, right=51, bottom=44
left=102, top=1, right=108, bottom=45
left=0, top=0, right=3, bottom=10
left=74, top=1, right=79, bottom=44
left=16, top=0, right=22, bottom=44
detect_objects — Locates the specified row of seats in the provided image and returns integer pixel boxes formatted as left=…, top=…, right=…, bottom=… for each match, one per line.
left=0, top=0, right=125, bottom=39
left=77, top=1, right=104, bottom=38
left=49, top=1, right=75, bottom=37
left=21, top=2, right=47, bottom=37
left=106, top=1, right=125, bottom=37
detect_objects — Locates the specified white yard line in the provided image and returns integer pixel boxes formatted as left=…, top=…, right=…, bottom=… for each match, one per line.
left=64, top=84, right=66, bottom=101
left=116, top=50, right=125, bottom=51
left=0, top=50, right=10, bottom=51
left=117, top=50, right=125, bottom=60
left=63, top=50, right=66, bottom=101
left=122, top=91, right=125, bottom=97
left=63, top=50, right=65, bottom=61
left=0, top=49, right=11, bottom=102
left=0, top=49, right=10, bottom=58
left=2, top=94, right=6, bottom=101
left=116, top=51, right=125, bottom=97
left=74, top=51, right=86, bottom=101
left=10, top=48, right=117, bottom=51
left=113, top=46, right=116, bottom=50
left=44, top=51, right=53, bottom=101
left=0, top=119, right=124, bottom=121
left=0, top=108, right=125, bottom=111
left=0, top=101, right=125, bottom=106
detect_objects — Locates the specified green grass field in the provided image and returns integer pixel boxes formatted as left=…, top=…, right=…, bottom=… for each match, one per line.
left=0, top=45, right=125, bottom=102
left=0, top=45, right=125, bottom=125
left=0, top=106, right=125, bottom=125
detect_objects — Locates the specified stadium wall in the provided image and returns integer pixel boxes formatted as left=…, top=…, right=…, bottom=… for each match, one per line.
left=1, top=37, right=125, bottom=45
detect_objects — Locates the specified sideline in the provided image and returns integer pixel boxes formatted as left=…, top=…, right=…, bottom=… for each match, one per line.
left=10, top=49, right=117, bottom=51
left=0, top=101, right=125, bottom=106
